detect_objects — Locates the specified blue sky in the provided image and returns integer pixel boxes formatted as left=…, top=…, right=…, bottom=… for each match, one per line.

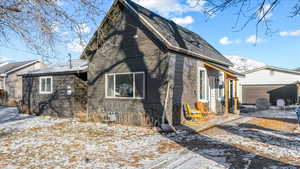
left=0, top=0, right=299, bottom=69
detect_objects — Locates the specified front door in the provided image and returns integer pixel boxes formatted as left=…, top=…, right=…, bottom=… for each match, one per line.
left=209, top=77, right=217, bottom=112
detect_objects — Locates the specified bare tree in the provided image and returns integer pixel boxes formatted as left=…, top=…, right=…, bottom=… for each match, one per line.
left=203, top=0, right=300, bottom=34
left=0, top=0, right=108, bottom=62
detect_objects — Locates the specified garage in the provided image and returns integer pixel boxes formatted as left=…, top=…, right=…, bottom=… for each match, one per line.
left=242, top=85, right=283, bottom=104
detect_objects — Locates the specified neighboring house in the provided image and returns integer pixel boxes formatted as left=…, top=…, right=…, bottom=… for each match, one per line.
left=19, top=59, right=87, bottom=117
left=80, top=0, right=243, bottom=126
left=239, top=66, right=300, bottom=105
left=0, top=60, right=46, bottom=104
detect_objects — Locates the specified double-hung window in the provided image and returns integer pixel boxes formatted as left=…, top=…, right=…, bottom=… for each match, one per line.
left=39, top=76, right=53, bottom=94
left=106, top=72, right=145, bottom=99
left=198, top=68, right=207, bottom=102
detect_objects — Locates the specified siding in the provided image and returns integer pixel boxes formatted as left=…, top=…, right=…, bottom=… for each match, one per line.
left=22, top=74, right=87, bottom=117
left=4, top=62, right=46, bottom=103
left=242, top=85, right=283, bottom=104
left=87, top=3, right=169, bottom=126
left=240, top=69, right=300, bottom=85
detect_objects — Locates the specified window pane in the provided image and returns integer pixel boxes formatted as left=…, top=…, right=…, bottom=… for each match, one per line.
left=115, top=74, right=133, bottom=97
left=46, top=78, right=52, bottom=92
left=135, top=73, right=144, bottom=98
left=199, top=70, right=205, bottom=100
left=41, top=79, right=46, bottom=92
left=218, top=73, right=224, bottom=98
left=107, top=75, right=114, bottom=97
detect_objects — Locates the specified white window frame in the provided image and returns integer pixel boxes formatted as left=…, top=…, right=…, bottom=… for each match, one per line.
left=197, top=67, right=208, bottom=102
left=105, top=72, right=145, bottom=99
left=217, top=72, right=225, bottom=100
left=39, top=76, right=53, bottom=94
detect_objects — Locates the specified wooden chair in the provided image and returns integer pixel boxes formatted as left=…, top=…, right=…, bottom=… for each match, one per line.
left=185, top=104, right=205, bottom=119
left=195, top=101, right=214, bottom=115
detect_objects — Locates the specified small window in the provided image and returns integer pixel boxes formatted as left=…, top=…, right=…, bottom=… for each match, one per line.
left=106, top=72, right=145, bottom=99
left=39, top=76, right=53, bottom=94
left=198, top=68, right=207, bottom=101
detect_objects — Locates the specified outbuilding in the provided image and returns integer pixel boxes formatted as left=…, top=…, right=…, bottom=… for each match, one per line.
left=19, top=60, right=87, bottom=117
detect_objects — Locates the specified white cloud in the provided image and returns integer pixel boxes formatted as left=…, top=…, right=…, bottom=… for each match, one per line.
left=219, top=37, right=240, bottom=45
left=171, top=16, right=194, bottom=25
left=67, top=39, right=87, bottom=53
left=133, top=0, right=206, bottom=17
left=257, top=4, right=273, bottom=20
left=75, top=24, right=90, bottom=34
left=0, top=56, right=12, bottom=62
left=279, top=29, right=300, bottom=37
left=246, top=35, right=263, bottom=44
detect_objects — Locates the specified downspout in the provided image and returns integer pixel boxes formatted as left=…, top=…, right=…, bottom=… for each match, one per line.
left=161, top=81, right=176, bottom=132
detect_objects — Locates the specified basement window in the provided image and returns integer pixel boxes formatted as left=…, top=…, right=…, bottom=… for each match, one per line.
left=39, top=76, right=53, bottom=94
left=106, top=72, right=145, bottom=99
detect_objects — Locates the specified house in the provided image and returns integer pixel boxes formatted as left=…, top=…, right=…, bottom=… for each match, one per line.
left=80, top=0, right=243, bottom=126
left=0, top=60, right=46, bottom=105
left=19, top=59, right=87, bottom=117
left=238, top=66, right=300, bottom=105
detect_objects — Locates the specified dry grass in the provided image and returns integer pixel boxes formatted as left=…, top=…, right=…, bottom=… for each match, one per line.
left=0, top=119, right=168, bottom=168
left=157, top=141, right=182, bottom=154
left=249, top=117, right=297, bottom=132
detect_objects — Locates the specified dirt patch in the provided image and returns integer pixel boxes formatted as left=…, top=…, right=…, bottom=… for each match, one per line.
left=249, top=117, right=297, bottom=132
left=157, top=141, right=182, bottom=154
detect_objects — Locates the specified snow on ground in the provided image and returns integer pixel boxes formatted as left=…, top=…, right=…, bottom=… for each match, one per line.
left=0, top=107, right=300, bottom=169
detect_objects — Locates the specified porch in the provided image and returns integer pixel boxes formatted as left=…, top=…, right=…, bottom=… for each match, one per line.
left=181, top=62, right=243, bottom=128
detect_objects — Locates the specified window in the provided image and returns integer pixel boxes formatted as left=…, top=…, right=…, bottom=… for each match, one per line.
left=39, top=76, right=53, bottom=94
left=218, top=72, right=225, bottom=100
left=106, top=72, right=145, bottom=99
left=198, top=68, right=207, bottom=101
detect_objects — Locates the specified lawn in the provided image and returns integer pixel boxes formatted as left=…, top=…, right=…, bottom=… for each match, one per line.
left=0, top=106, right=299, bottom=169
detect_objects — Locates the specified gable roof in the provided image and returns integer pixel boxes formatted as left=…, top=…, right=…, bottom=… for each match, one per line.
left=20, top=59, right=88, bottom=76
left=245, top=66, right=300, bottom=75
left=0, top=60, right=40, bottom=76
left=81, top=0, right=233, bottom=67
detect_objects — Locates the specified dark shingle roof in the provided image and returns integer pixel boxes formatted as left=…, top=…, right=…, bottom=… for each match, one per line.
left=122, top=0, right=233, bottom=66
left=20, top=59, right=87, bottom=76
left=0, top=60, right=39, bottom=75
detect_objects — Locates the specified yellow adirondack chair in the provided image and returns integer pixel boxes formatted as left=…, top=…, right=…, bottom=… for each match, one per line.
left=185, top=104, right=205, bottom=119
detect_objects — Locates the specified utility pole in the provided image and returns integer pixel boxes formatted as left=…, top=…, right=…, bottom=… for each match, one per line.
left=68, top=53, right=72, bottom=69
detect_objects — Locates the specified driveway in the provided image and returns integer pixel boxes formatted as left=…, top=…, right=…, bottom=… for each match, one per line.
left=0, top=106, right=299, bottom=169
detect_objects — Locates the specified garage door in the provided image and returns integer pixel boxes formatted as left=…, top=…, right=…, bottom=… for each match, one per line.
left=242, top=85, right=283, bottom=104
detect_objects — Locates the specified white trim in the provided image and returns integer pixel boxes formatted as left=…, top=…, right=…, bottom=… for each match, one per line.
left=39, top=76, right=53, bottom=94
left=105, top=72, right=145, bottom=99
left=245, top=66, right=300, bottom=75
left=197, top=67, right=208, bottom=102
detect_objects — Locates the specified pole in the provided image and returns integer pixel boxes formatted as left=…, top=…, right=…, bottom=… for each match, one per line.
left=68, top=53, right=72, bottom=69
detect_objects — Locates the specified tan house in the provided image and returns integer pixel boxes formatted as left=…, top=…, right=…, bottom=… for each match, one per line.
left=0, top=60, right=46, bottom=105
left=239, top=66, right=300, bottom=105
